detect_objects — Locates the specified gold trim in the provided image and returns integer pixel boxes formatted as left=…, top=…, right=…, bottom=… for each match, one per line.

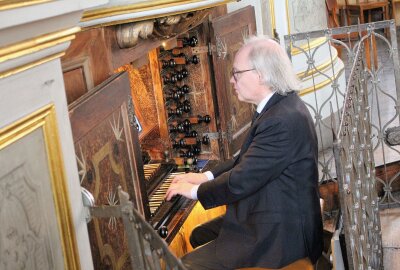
left=297, top=53, right=338, bottom=79
left=291, top=37, right=327, bottom=56
left=0, top=52, right=65, bottom=79
left=82, top=0, right=235, bottom=23
left=269, top=0, right=276, bottom=35
left=285, top=0, right=290, bottom=34
left=0, top=27, right=79, bottom=63
left=0, top=104, right=81, bottom=269
left=299, top=66, right=344, bottom=96
left=0, top=0, right=51, bottom=11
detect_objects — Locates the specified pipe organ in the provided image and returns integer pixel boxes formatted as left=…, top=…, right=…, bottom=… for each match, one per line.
left=62, top=4, right=256, bottom=269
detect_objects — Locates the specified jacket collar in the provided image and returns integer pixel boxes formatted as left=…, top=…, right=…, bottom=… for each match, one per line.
left=256, top=92, right=290, bottom=120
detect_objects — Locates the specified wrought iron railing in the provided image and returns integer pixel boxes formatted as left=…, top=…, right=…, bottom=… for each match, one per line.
left=284, top=20, right=400, bottom=207
left=85, top=186, right=188, bottom=270
left=332, top=41, right=383, bottom=270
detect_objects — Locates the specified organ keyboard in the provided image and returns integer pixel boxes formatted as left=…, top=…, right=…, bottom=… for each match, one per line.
left=141, top=162, right=190, bottom=236
left=148, top=170, right=185, bottom=216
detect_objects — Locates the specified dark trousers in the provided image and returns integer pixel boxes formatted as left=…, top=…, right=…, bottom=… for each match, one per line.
left=182, top=216, right=228, bottom=270
left=189, top=215, right=224, bottom=248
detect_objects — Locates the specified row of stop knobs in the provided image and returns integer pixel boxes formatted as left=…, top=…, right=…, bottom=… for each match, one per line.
left=169, top=116, right=211, bottom=133
left=161, top=36, right=211, bottom=160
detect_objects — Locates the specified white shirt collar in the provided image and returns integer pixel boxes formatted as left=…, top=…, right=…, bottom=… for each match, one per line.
left=256, top=91, right=275, bottom=113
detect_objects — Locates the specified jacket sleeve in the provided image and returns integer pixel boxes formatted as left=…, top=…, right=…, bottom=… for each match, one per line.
left=198, top=117, right=292, bottom=209
left=210, top=156, right=237, bottom=177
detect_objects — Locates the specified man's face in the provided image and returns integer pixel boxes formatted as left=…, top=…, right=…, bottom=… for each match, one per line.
left=230, top=48, right=260, bottom=105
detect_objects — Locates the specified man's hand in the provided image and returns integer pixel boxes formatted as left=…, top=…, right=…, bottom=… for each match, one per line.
left=171, top=172, right=208, bottom=185
left=165, top=182, right=196, bottom=201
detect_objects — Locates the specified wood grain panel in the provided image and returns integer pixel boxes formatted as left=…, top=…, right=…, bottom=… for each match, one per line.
left=188, top=24, right=221, bottom=160
left=149, top=48, right=169, bottom=142
left=63, top=67, right=88, bottom=104
left=69, top=71, right=147, bottom=270
left=210, top=6, right=257, bottom=159
left=62, top=28, right=113, bottom=100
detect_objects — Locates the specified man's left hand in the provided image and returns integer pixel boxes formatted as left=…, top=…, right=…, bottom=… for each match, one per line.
left=165, top=182, right=195, bottom=201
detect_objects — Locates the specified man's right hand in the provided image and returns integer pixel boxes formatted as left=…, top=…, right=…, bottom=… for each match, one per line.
left=171, top=172, right=208, bottom=185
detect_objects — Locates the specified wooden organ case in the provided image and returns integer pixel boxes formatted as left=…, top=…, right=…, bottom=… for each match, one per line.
left=62, top=5, right=256, bottom=269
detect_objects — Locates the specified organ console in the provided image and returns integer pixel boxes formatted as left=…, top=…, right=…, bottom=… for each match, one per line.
left=62, top=5, right=257, bottom=269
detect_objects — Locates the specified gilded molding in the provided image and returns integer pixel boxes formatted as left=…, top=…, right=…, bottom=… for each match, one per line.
left=0, top=52, right=65, bottom=79
left=81, top=0, right=235, bottom=26
left=299, top=65, right=345, bottom=96
left=0, top=26, right=79, bottom=63
left=0, top=0, right=51, bottom=11
left=269, top=0, right=276, bottom=35
left=285, top=0, right=290, bottom=34
left=0, top=104, right=80, bottom=269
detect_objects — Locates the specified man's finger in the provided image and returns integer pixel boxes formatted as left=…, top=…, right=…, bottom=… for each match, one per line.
left=165, top=186, right=176, bottom=201
left=171, top=177, right=180, bottom=183
left=172, top=175, right=186, bottom=183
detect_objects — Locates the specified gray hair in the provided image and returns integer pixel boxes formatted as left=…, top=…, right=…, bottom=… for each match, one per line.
left=243, top=35, right=300, bottom=95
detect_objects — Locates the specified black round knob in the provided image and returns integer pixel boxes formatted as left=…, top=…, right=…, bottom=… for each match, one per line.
left=176, top=89, right=184, bottom=98
left=158, top=226, right=168, bottom=238
left=163, top=76, right=177, bottom=85
left=176, top=72, right=184, bottom=81
left=192, top=146, right=201, bottom=155
left=168, top=108, right=183, bottom=117
left=190, top=37, right=198, bottom=47
left=169, top=125, right=177, bottom=133
left=178, top=108, right=185, bottom=116
left=189, top=130, right=198, bottom=138
left=172, top=140, right=179, bottom=148
left=182, top=104, right=191, bottom=113
left=191, top=55, right=200, bottom=65
left=180, top=85, right=190, bottom=93
left=179, top=139, right=186, bottom=147
left=186, top=150, right=194, bottom=158
left=181, top=68, right=189, bottom=78
left=203, top=115, right=211, bottom=123
left=162, top=76, right=169, bottom=84
left=169, top=59, right=176, bottom=68
left=177, top=124, right=186, bottom=133
left=170, top=74, right=178, bottom=83
left=202, top=135, right=210, bottom=145
left=166, top=92, right=179, bottom=100
left=184, top=36, right=198, bottom=47
left=173, top=92, right=181, bottom=100
left=182, top=119, right=191, bottom=128
left=162, top=60, right=169, bottom=69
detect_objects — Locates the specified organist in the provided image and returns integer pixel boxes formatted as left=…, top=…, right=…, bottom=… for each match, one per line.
left=166, top=35, right=323, bottom=270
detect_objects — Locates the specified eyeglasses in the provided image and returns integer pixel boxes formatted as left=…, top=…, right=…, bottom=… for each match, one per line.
left=231, top=68, right=255, bottom=83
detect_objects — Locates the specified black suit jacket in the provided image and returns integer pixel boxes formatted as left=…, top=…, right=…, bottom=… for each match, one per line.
left=197, top=92, right=323, bottom=268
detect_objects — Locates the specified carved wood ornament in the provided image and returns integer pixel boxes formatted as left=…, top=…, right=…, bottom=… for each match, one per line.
left=116, top=10, right=210, bottom=49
